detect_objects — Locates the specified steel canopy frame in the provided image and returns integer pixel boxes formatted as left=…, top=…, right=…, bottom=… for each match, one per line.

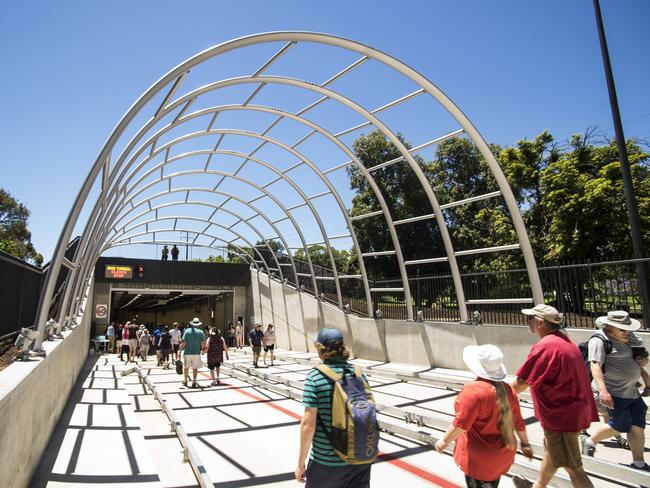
left=35, top=31, right=543, bottom=349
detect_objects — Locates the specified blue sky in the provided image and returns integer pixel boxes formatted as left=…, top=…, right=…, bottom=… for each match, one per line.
left=1, top=0, right=649, bottom=262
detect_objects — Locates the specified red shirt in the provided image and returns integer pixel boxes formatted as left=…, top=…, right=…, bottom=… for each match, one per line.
left=452, top=379, right=525, bottom=481
left=516, top=331, right=598, bottom=432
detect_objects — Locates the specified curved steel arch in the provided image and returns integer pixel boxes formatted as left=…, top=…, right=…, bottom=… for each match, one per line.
left=36, top=31, right=542, bottom=347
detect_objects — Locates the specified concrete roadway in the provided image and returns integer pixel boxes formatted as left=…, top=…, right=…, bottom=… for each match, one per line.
left=31, top=348, right=648, bottom=487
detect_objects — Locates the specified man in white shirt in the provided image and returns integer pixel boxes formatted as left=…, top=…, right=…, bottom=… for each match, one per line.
left=263, top=323, right=276, bottom=366
left=169, top=322, right=181, bottom=361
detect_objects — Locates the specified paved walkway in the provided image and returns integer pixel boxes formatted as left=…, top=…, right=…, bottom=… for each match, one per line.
left=32, top=347, right=650, bottom=487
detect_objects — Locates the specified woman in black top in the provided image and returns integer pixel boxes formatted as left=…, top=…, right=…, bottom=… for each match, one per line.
left=159, top=326, right=172, bottom=369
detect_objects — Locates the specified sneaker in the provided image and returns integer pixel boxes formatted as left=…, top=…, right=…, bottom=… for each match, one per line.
left=581, top=435, right=596, bottom=457
left=629, top=462, right=650, bottom=471
left=511, top=474, right=533, bottom=488
left=614, top=434, right=629, bottom=449
left=182, top=381, right=188, bottom=387
left=191, top=382, right=198, bottom=388
left=211, top=381, right=218, bottom=386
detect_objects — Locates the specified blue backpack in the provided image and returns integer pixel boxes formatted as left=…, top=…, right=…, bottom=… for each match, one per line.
left=315, top=364, right=380, bottom=464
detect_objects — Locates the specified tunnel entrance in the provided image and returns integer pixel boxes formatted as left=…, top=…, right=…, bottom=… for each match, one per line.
left=92, top=257, right=251, bottom=335
left=110, top=288, right=233, bottom=331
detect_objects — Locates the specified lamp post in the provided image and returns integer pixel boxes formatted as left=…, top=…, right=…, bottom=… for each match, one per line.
left=592, top=0, right=650, bottom=324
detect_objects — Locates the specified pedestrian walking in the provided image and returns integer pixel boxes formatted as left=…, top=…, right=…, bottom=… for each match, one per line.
left=121, top=322, right=131, bottom=363
left=249, top=324, right=264, bottom=368
left=295, top=327, right=378, bottom=487
left=170, top=322, right=181, bottom=361
left=106, top=322, right=115, bottom=353
left=235, top=321, right=243, bottom=349
left=207, top=327, right=229, bottom=385
left=161, top=245, right=169, bottom=261
left=263, top=323, right=276, bottom=366
left=435, top=344, right=533, bottom=487
left=180, top=317, right=206, bottom=388
left=159, top=326, right=172, bottom=369
left=139, top=328, right=150, bottom=360
left=226, top=323, right=235, bottom=348
left=127, top=322, right=139, bottom=363
left=581, top=311, right=650, bottom=470
left=116, top=323, right=123, bottom=359
left=511, top=304, right=597, bottom=488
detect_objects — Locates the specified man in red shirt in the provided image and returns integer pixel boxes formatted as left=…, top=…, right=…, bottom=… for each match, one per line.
left=511, top=304, right=598, bottom=488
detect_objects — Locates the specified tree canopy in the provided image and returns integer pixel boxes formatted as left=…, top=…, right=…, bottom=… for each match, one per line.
left=0, top=188, right=42, bottom=266
left=346, top=130, right=649, bottom=278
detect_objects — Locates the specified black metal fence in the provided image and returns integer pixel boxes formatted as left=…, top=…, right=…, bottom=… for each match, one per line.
left=371, top=258, right=648, bottom=328
left=266, top=253, right=648, bottom=328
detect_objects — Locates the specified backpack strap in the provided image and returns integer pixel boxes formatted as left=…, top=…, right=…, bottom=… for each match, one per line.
left=315, top=364, right=342, bottom=382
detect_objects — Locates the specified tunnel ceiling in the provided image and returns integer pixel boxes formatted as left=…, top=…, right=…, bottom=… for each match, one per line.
left=37, top=31, right=543, bottom=337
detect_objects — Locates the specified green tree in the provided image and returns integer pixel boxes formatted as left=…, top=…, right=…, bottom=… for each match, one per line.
left=0, top=188, right=43, bottom=266
left=536, top=134, right=650, bottom=262
left=348, top=131, right=441, bottom=279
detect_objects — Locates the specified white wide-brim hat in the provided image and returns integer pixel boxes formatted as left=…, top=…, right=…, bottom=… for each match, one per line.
left=463, top=344, right=507, bottom=382
left=595, top=310, right=641, bottom=331
left=190, top=317, right=202, bottom=326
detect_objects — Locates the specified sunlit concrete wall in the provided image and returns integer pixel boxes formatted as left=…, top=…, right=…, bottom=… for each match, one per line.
left=250, top=270, right=649, bottom=372
left=0, top=285, right=93, bottom=488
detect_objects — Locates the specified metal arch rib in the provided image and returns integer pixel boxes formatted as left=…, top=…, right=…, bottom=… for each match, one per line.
left=95, top=168, right=319, bottom=296
left=106, top=194, right=299, bottom=283
left=105, top=101, right=378, bottom=314
left=37, top=31, right=541, bottom=344
left=105, top=220, right=274, bottom=275
left=114, top=128, right=348, bottom=309
left=104, top=242, right=258, bottom=268
left=108, top=216, right=285, bottom=281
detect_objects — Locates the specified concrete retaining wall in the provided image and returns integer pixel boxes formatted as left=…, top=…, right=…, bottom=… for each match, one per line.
left=0, top=297, right=92, bottom=488
left=251, top=270, right=650, bottom=372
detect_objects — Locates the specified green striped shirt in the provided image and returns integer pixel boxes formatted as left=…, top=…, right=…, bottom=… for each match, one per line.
left=303, top=359, right=356, bottom=466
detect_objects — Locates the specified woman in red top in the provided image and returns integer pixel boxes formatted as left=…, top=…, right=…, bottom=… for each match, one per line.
left=435, top=344, right=533, bottom=487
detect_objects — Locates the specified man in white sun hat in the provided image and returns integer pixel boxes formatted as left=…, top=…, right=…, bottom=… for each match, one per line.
left=511, top=304, right=597, bottom=488
left=436, top=344, right=532, bottom=487
left=580, top=310, right=650, bottom=471
left=180, top=317, right=206, bottom=388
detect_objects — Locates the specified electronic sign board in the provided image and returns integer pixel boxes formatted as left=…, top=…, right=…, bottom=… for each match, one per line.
left=105, top=264, right=133, bottom=279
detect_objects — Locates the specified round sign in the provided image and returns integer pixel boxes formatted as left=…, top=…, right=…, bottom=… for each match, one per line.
left=95, top=305, right=107, bottom=318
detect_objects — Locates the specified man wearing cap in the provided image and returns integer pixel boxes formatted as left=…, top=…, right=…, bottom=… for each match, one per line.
left=511, top=304, right=598, bottom=488
left=581, top=311, right=650, bottom=470
left=180, top=317, right=206, bottom=388
left=249, top=323, right=264, bottom=368
left=295, top=327, right=373, bottom=487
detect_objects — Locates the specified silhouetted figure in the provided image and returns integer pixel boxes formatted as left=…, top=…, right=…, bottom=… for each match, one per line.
left=171, top=245, right=179, bottom=261
left=161, top=245, right=169, bottom=261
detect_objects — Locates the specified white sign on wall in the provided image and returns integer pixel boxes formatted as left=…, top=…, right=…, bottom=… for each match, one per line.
left=95, top=304, right=108, bottom=319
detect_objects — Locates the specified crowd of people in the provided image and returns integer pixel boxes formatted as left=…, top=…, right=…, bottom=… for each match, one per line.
left=296, top=306, right=649, bottom=488
left=104, top=305, right=648, bottom=488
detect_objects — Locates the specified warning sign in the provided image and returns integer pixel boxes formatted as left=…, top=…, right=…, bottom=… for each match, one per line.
left=95, top=304, right=108, bottom=319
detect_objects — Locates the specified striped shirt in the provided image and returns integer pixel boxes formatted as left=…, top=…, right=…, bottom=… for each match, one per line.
left=303, top=358, right=357, bottom=466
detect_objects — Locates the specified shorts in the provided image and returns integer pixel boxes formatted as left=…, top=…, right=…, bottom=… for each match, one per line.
left=116, top=340, right=122, bottom=347
left=543, top=430, right=582, bottom=469
left=607, top=396, right=647, bottom=433
left=184, top=354, right=203, bottom=369
left=161, top=348, right=171, bottom=361
left=252, top=346, right=261, bottom=354
left=264, top=344, right=275, bottom=352
left=173, top=343, right=179, bottom=352
left=208, top=361, right=222, bottom=370
left=128, top=338, right=137, bottom=349
left=305, top=459, right=370, bottom=488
